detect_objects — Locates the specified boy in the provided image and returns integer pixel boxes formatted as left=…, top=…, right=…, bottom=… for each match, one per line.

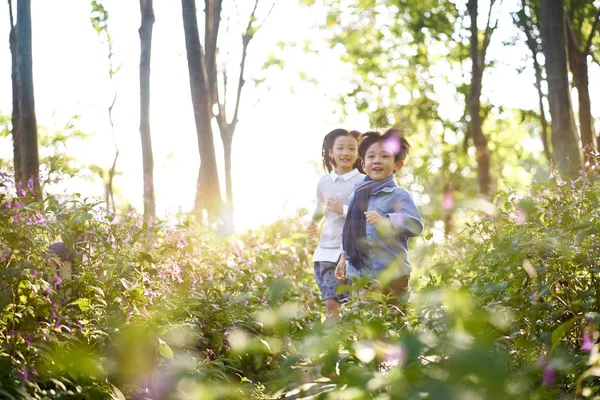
left=335, top=128, right=423, bottom=303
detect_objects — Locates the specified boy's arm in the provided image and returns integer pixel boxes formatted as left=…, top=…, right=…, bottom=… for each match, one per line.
left=386, top=188, right=424, bottom=237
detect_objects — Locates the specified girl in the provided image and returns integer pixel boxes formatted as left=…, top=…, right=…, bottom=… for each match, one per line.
left=308, top=128, right=365, bottom=322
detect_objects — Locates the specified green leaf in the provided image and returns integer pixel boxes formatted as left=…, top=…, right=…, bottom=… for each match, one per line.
left=140, top=252, right=153, bottom=263
left=0, top=289, right=12, bottom=311
left=70, top=298, right=91, bottom=312
left=551, top=318, right=575, bottom=351
left=158, top=339, right=174, bottom=359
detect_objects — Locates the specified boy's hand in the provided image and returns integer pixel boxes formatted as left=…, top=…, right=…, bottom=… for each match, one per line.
left=365, top=210, right=393, bottom=232
left=364, top=210, right=385, bottom=225
left=307, top=222, right=318, bottom=237
left=335, top=256, right=347, bottom=280
left=326, top=197, right=344, bottom=215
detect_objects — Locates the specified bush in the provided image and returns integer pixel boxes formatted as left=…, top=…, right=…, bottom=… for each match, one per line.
left=2, top=150, right=600, bottom=399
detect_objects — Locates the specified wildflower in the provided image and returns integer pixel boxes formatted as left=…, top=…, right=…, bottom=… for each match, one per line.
left=442, top=190, right=454, bottom=210
left=582, top=331, right=594, bottom=353
left=382, top=344, right=406, bottom=366
left=20, top=368, right=29, bottom=382
left=542, top=363, right=555, bottom=386
left=54, top=274, right=62, bottom=286
left=515, top=207, right=526, bottom=225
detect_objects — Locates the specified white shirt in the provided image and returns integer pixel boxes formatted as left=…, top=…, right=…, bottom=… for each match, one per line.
left=311, top=168, right=364, bottom=263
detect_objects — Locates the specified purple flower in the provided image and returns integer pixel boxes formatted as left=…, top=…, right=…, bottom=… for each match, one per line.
left=542, top=363, right=555, bottom=386
left=54, top=274, right=62, bottom=286
left=582, top=331, right=594, bottom=353
left=20, top=368, right=29, bottom=382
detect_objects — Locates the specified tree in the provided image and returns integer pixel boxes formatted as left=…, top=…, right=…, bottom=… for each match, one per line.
left=90, top=0, right=120, bottom=214
left=139, top=0, right=156, bottom=219
left=16, top=0, right=41, bottom=199
left=181, top=0, right=274, bottom=225
left=8, top=0, right=21, bottom=189
left=540, top=0, right=582, bottom=176
left=213, top=1, right=274, bottom=227
left=181, top=0, right=223, bottom=220
left=513, top=0, right=552, bottom=163
left=565, top=1, right=599, bottom=151
left=466, top=0, right=501, bottom=196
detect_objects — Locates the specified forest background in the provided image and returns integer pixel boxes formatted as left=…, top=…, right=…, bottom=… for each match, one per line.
left=3, top=0, right=600, bottom=398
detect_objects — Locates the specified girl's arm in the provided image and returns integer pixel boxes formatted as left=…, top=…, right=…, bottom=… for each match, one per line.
left=311, top=182, right=326, bottom=223
left=386, top=188, right=424, bottom=237
left=308, top=181, right=326, bottom=236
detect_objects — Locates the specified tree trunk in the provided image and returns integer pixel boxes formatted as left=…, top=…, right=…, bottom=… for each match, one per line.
left=515, top=4, right=553, bottom=163
left=181, top=0, right=223, bottom=219
left=8, top=1, right=21, bottom=189
left=566, top=20, right=597, bottom=151
left=540, top=0, right=582, bottom=176
left=204, top=0, right=222, bottom=111
left=467, top=0, right=492, bottom=196
left=222, top=131, right=233, bottom=232
left=222, top=131, right=233, bottom=207
left=16, top=0, right=40, bottom=199
left=139, top=0, right=156, bottom=219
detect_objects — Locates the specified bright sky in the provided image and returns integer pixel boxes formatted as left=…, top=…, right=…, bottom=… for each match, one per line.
left=0, top=0, right=598, bottom=230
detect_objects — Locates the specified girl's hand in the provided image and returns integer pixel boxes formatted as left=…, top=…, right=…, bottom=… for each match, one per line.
left=307, top=222, right=318, bottom=237
left=335, top=256, right=347, bottom=280
left=326, top=197, right=344, bottom=215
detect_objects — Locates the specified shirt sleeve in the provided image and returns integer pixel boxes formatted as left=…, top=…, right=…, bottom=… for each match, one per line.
left=311, top=179, right=326, bottom=223
left=386, top=188, right=424, bottom=238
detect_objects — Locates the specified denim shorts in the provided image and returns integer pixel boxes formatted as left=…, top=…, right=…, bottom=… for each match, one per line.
left=313, top=261, right=350, bottom=302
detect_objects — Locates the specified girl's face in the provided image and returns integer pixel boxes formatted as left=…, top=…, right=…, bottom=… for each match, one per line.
left=362, top=141, right=403, bottom=181
left=328, top=135, right=359, bottom=174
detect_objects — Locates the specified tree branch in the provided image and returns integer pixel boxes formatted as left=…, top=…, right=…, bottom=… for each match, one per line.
left=591, top=51, right=600, bottom=67
left=229, top=0, right=275, bottom=133
left=584, top=6, right=600, bottom=54
left=254, top=1, right=276, bottom=32
left=482, top=0, right=501, bottom=56
left=8, top=0, right=15, bottom=28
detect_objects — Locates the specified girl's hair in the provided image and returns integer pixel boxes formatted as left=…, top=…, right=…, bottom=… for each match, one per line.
left=358, top=128, right=410, bottom=163
left=321, top=129, right=363, bottom=173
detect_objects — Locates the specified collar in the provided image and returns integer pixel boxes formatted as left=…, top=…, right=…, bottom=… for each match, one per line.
left=330, top=168, right=360, bottom=182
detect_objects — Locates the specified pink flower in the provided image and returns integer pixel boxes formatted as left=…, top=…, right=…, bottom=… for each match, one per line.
left=515, top=207, right=526, bottom=225
left=582, top=331, right=594, bottom=353
left=442, top=191, right=454, bottom=210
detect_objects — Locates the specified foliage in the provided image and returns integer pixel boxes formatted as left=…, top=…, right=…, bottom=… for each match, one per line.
left=2, top=150, right=600, bottom=398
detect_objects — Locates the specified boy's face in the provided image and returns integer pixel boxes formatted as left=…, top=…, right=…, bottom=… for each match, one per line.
left=361, top=142, right=404, bottom=181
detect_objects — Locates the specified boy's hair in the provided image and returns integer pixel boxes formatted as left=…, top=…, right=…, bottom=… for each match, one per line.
left=321, top=128, right=363, bottom=173
left=358, top=128, right=410, bottom=163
